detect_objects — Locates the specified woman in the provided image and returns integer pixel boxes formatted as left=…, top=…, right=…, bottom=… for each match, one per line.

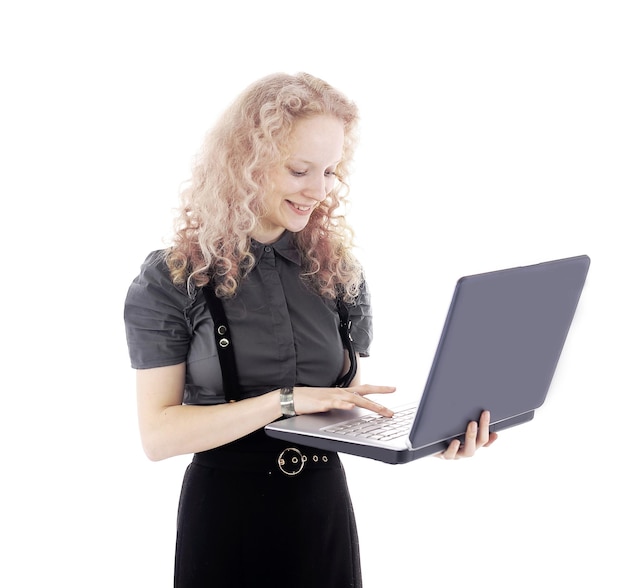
left=124, top=72, right=496, bottom=587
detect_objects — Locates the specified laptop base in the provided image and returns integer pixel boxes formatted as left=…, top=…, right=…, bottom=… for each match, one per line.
left=265, top=410, right=535, bottom=464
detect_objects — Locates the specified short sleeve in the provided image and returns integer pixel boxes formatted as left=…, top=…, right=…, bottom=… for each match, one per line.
left=348, top=280, right=373, bottom=357
left=124, top=250, right=194, bottom=369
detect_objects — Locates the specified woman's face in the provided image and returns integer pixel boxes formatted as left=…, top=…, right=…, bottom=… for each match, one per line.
left=253, top=115, right=345, bottom=244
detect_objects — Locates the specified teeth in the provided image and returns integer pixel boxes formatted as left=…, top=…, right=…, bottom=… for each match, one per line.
left=291, top=202, right=310, bottom=211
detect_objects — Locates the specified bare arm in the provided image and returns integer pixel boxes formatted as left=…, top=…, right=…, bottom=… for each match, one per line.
left=137, top=363, right=281, bottom=461
left=136, top=355, right=395, bottom=462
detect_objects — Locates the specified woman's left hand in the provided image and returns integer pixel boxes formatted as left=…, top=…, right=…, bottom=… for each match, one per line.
left=436, top=410, right=498, bottom=460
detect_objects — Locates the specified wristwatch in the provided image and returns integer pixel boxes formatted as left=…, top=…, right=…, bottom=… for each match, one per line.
left=280, top=387, right=296, bottom=417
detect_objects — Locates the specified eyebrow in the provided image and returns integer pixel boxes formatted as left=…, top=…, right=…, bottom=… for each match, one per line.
left=289, top=158, right=342, bottom=166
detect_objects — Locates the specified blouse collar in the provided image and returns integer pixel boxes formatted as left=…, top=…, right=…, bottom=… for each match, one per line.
left=251, top=231, right=302, bottom=266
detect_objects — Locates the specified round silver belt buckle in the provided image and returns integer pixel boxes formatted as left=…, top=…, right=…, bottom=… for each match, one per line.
left=278, top=447, right=306, bottom=476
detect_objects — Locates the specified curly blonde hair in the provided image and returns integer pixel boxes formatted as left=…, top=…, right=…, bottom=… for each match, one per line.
left=166, top=72, right=363, bottom=302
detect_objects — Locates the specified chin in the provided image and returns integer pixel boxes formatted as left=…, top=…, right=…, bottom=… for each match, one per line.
left=284, top=217, right=312, bottom=234
left=288, top=222, right=310, bottom=234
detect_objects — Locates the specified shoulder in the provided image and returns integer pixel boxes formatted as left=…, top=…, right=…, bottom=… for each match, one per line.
left=134, top=250, right=182, bottom=288
left=125, top=250, right=196, bottom=316
left=124, top=250, right=197, bottom=369
left=346, top=279, right=372, bottom=317
left=345, top=279, right=373, bottom=357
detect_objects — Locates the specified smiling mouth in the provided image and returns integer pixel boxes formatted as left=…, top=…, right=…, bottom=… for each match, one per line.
left=287, top=200, right=314, bottom=212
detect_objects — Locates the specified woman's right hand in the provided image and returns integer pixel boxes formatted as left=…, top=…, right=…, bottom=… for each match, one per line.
left=293, top=384, right=396, bottom=418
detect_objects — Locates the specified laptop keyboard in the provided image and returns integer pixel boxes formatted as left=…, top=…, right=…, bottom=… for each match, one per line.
left=322, top=406, right=416, bottom=441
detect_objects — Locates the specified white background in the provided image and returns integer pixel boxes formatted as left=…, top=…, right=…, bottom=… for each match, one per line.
left=1, top=1, right=624, bottom=586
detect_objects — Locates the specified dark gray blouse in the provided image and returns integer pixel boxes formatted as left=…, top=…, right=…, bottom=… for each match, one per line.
left=124, top=231, right=373, bottom=405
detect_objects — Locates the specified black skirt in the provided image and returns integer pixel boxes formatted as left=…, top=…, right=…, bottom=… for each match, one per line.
left=174, top=432, right=362, bottom=588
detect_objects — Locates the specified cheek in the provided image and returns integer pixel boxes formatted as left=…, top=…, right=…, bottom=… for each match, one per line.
left=274, top=175, right=300, bottom=196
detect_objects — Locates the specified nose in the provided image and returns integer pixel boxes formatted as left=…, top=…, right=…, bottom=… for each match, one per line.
left=304, top=172, right=330, bottom=202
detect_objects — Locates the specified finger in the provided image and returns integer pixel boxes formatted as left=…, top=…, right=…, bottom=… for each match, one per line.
left=347, top=391, right=394, bottom=417
left=459, top=420, right=478, bottom=457
left=352, top=384, right=397, bottom=396
left=483, top=432, right=499, bottom=447
left=476, top=410, right=492, bottom=447
left=439, top=438, right=461, bottom=460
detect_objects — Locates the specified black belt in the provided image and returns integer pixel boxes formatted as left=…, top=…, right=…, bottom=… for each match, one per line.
left=193, top=445, right=340, bottom=476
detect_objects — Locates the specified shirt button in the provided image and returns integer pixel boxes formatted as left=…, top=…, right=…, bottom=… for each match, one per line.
left=264, top=246, right=272, bottom=253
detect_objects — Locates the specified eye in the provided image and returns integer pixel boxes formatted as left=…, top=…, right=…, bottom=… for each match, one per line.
left=289, top=168, right=307, bottom=177
left=324, top=170, right=337, bottom=177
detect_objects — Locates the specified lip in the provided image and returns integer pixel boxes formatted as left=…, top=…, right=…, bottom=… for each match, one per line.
left=286, top=200, right=314, bottom=215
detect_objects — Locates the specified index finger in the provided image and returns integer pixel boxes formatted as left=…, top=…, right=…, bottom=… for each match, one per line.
left=352, top=384, right=397, bottom=396
left=349, top=391, right=394, bottom=417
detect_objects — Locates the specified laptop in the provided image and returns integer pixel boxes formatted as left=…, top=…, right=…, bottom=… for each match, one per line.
left=265, top=255, right=591, bottom=464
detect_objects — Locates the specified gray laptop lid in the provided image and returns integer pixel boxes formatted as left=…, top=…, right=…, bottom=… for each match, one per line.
left=408, top=254, right=590, bottom=449
left=265, top=255, right=590, bottom=464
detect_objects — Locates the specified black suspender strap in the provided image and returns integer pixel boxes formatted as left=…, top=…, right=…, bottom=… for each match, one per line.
left=334, top=297, right=357, bottom=388
left=202, top=286, right=241, bottom=403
